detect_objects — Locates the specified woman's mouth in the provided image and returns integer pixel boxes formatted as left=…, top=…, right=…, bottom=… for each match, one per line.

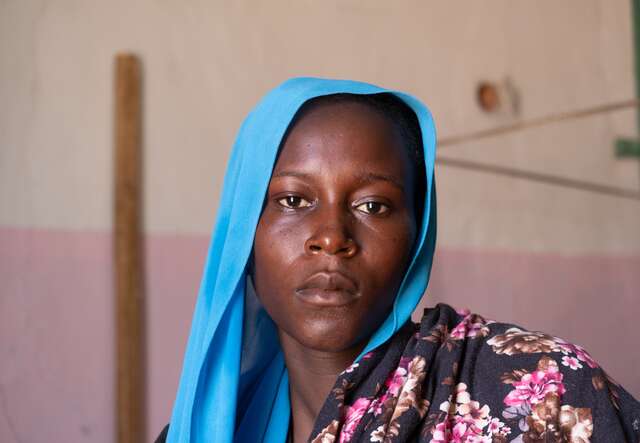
left=295, top=271, right=359, bottom=307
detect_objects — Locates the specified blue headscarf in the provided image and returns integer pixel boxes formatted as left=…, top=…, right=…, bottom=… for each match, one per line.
left=167, top=77, right=437, bottom=443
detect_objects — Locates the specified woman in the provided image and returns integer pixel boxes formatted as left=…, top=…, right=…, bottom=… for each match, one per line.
left=159, top=78, right=640, bottom=442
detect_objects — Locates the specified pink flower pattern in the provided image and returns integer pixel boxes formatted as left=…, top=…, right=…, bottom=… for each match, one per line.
left=340, top=397, right=372, bottom=443
left=556, top=340, right=599, bottom=369
left=340, top=358, right=414, bottom=442
left=449, top=313, right=492, bottom=340
left=503, top=362, right=566, bottom=408
left=431, top=384, right=510, bottom=443
left=561, top=355, right=583, bottom=370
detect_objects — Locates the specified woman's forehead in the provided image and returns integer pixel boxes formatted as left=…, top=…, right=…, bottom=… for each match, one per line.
left=273, top=101, right=414, bottom=175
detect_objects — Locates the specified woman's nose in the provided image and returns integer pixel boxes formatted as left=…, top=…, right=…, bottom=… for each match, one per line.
left=304, top=219, right=358, bottom=258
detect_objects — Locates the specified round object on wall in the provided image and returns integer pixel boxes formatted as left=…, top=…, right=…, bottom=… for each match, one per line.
left=477, top=81, right=501, bottom=112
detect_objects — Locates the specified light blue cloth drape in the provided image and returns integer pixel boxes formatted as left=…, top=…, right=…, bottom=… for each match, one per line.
left=166, top=77, right=437, bottom=443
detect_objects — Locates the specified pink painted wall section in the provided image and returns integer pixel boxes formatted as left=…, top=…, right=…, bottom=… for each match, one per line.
left=0, top=228, right=115, bottom=442
left=1, top=228, right=639, bottom=442
left=145, top=233, right=207, bottom=441
left=0, top=228, right=207, bottom=443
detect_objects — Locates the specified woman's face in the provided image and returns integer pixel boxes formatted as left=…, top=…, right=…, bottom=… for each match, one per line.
left=252, top=101, right=419, bottom=353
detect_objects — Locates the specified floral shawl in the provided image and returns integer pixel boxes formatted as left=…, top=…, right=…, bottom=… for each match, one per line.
left=308, top=303, right=640, bottom=443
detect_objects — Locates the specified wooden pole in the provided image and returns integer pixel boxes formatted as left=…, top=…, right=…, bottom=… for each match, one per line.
left=114, top=53, right=145, bottom=443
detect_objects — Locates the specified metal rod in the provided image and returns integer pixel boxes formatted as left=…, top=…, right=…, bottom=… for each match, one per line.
left=438, top=99, right=639, bottom=148
left=437, top=156, right=640, bottom=201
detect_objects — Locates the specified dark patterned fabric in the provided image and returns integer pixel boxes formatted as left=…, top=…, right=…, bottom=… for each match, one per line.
left=308, top=303, right=640, bottom=443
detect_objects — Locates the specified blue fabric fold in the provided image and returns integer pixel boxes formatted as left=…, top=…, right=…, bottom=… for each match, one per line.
left=167, top=77, right=438, bottom=443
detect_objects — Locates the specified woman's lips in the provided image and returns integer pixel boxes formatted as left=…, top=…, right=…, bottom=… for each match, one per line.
left=295, top=271, right=359, bottom=307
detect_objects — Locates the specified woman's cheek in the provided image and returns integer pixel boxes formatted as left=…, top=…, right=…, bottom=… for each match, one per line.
left=271, top=224, right=307, bottom=267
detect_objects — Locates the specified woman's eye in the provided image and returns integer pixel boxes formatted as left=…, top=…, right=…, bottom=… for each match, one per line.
left=277, top=195, right=312, bottom=209
left=355, top=201, right=389, bottom=215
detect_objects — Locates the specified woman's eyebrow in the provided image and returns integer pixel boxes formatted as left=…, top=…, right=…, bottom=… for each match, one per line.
left=272, top=170, right=310, bottom=179
left=272, top=170, right=404, bottom=192
left=357, top=172, right=405, bottom=192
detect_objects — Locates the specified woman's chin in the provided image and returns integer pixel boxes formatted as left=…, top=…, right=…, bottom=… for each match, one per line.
left=287, top=315, right=368, bottom=353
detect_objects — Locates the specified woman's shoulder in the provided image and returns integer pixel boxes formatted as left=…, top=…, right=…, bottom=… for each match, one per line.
left=420, top=303, right=607, bottom=368
left=413, top=303, right=640, bottom=442
left=418, top=303, right=631, bottom=397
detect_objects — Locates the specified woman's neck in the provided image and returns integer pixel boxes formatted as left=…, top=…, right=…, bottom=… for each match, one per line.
left=278, top=331, right=364, bottom=443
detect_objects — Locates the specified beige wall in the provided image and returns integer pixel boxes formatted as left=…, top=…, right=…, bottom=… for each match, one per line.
left=2, top=0, right=638, bottom=250
left=2, top=1, right=639, bottom=442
